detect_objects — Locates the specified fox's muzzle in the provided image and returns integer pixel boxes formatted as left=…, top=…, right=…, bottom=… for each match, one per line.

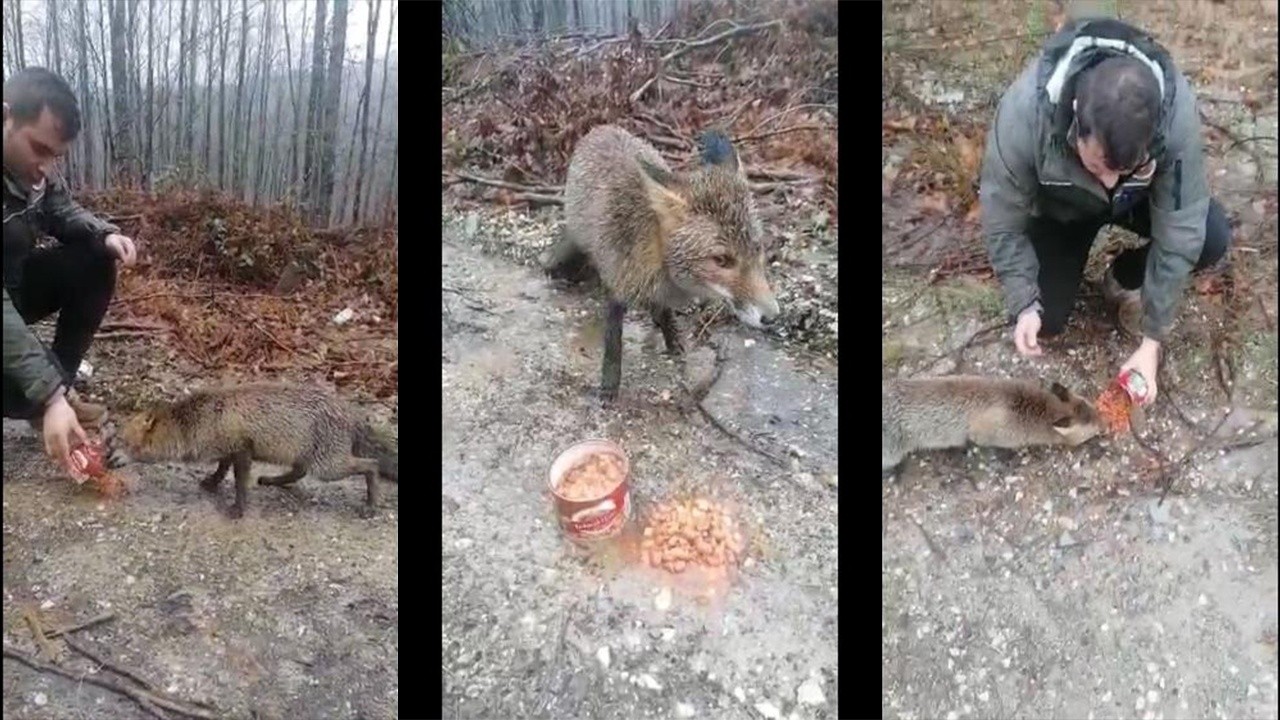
left=731, top=274, right=780, bottom=329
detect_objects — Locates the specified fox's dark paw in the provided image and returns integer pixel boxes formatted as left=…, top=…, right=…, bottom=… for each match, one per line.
left=358, top=504, right=378, bottom=520
left=200, top=475, right=222, bottom=492
left=598, top=386, right=619, bottom=405
left=225, top=504, right=245, bottom=520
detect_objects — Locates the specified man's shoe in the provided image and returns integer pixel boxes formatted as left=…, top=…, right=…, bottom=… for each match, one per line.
left=65, top=389, right=108, bottom=428
left=1102, top=268, right=1143, bottom=339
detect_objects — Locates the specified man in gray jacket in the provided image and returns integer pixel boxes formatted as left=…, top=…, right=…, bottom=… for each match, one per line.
left=980, top=17, right=1230, bottom=407
left=4, top=67, right=138, bottom=471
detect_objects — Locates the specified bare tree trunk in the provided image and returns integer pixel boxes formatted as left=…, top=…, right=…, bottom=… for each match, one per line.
left=51, top=0, right=63, bottom=76
left=280, top=0, right=303, bottom=200
left=303, top=0, right=328, bottom=214
left=77, top=0, right=94, bottom=186
left=350, top=0, right=381, bottom=225
left=383, top=134, right=397, bottom=225
left=176, top=0, right=187, bottom=166
left=267, top=14, right=285, bottom=202
left=185, top=0, right=200, bottom=162
left=204, top=0, right=217, bottom=174
left=146, top=0, right=155, bottom=189
left=318, top=0, right=348, bottom=226
left=15, top=0, right=25, bottom=68
left=252, top=0, right=272, bottom=204
left=98, top=0, right=115, bottom=187
left=45, top=0, right=53, bottom=67
left=230, top=0, right=249, bottom=195
left=363, top=0, right=395, bottom=221
left=217, top=0, right=229, bottom=187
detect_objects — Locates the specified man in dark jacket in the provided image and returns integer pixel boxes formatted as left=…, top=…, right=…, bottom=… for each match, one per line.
left=3, top=67, right=137, bottom=471
left=980, top=17, right=1230, bottom=407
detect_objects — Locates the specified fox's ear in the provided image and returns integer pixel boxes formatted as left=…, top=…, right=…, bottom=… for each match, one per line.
left=638, top=158, right=688, bottom=230
left=1051, top=416, right=1074, bottom=431
left=1049, top=382, right=1072, bottom=402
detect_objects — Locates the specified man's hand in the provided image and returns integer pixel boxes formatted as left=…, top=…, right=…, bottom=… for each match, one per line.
left=104, top=233, right=137, bottom=267
left=1121, top=337, right=1161, bottom=405
left=1014, top=307, right=1044, bottom=357
left=42, top=392, right=89, bottom=472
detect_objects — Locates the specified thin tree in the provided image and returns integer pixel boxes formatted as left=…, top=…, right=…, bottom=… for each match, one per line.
left=303, top=0, right=329, bottom=215
left=364, top=0, right=395, bottom=220
left=317, top=0, right=348, bottom=225
left=77, top=0, right=94, bottom=185
left=217, top=0, right=229, bottom=186
left=176, top=0, right=187, bottom=165
left=350, top=0, right=383, bottom=225
left=204, top=0, right=217, bottom=173
left=146, top=0, right=155, bottom=188
left=232, top=0, right=249, bottom=193
left=254, top=0, right=275, bottom=203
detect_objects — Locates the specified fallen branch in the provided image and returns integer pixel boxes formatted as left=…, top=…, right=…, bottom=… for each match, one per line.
left=44, top=612, right=116, bottom=639
left=747, top=103, right=839, bottom=136
left=746, top=167, right=820, bottom=182
left=662, top=75, right=716, bottom=89
left=96, top=330, right=165, bottom=340
left=733, top=124, right=837, bottom=144
left=2, top=645, right=216, bottom=720
left=449, top=171, right=561, bottom=195
left=509, top=192, right=563, bottom=206
left=661, top=20, right=782, bottom=63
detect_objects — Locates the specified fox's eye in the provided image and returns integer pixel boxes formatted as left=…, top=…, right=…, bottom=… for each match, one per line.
left=713, top=253, right=735, bottom=268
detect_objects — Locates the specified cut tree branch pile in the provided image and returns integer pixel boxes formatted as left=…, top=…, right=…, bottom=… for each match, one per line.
left=84, top=189, right=398, bottom=399
left=442, top=0, right=838, bottom=219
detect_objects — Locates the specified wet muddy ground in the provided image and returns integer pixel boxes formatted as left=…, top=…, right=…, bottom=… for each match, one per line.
left=881, top=3, right=1280, bottom=717
left=3, top=330, right=399, bottom=719
left=441, top=211, right=840, bottom=719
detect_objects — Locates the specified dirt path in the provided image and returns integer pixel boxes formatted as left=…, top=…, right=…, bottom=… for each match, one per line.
left=2, top=421, right=398, bottom=719
left=441, top=213, right=840, bottom=719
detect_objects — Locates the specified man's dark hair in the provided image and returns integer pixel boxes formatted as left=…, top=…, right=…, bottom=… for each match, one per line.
left=3, top=67, right=82, bottom=141
left=1075, top=55, right=1161, bottom=171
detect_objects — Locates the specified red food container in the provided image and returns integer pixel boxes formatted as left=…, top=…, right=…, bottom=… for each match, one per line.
left=68, top=441, right=107, bottom=484
left=1116, top=368, right=1149, bottom=405
left=548, top=439, right=632, bottom=544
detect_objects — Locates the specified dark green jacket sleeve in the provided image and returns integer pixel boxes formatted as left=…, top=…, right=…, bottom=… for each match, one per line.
left=43, top=176, right=120, bottom=247
left=1141, top=72, right=1210, bottom=341
left=980, top=63, right=1043, bottom=320
left=3, top=288, right=65, bottom=409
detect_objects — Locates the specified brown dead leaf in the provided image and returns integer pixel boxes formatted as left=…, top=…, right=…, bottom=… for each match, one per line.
left=955, top=133, right=983, bottom=178
left=883, top=116, right=918, bottom=133
left=919, top=192, right=951, bottom=216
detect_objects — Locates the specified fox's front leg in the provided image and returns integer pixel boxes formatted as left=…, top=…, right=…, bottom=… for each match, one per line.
left=601, top=300, right=627, bottom=402
left=650, top=306, right=684, bottom=355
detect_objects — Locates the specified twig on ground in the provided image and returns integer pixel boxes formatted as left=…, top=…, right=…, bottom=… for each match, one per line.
left=449, top=171, right=562, bottom=195
left=733, top=124, right=836, bottom=144
left=44, top=612, right=116, bottom=639
left=2, top=646, right=215, bottom=720
left=910, top=517, right=949, bottom=562
left=747, top=104, right=839, bottom=136
left=96, top=330, right=165, bottom=340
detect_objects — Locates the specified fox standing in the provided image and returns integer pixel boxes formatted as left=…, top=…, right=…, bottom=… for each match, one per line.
left=113, top=383, right=397, bottom=518
left=882, top=375, right=1103, bottom=472
left=545, top=125, right=781, bottom=401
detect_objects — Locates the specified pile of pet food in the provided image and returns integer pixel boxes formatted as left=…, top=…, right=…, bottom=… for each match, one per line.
left=640, top=497, right=745, bottom=574
left=556, top=451, right=627, bottom=501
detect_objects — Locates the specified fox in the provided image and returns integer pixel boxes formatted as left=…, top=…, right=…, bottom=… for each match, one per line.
left=882, top=375, right=1103, bottom=473
left=109, top=383, right=398, bottom=519
left=543, top=124, right=781, bottom=401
